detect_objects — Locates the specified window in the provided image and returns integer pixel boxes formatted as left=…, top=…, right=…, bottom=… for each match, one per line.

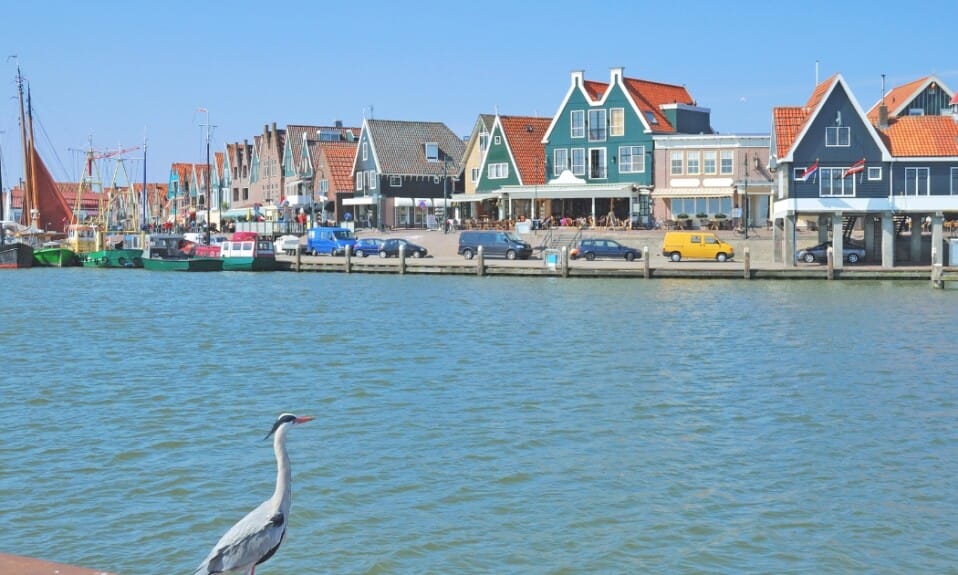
left=644, top=111, right=658, bottom=125
left=425, top=142, right=439, bottom=162
left=820, top=167, right=854, bottom=196
left=488, top=162, right=509, bottom=179
left=362, top=141, right=368, bottom=161
left=826, top=126, right=850, bottom=147
left=571, top=148, right=586, bottom=176
left=479, top=131, right=489, bottom=152
left=671, top=151, right=684, bottom=175
left=618, top=146, right=646, bottom=173
left=904, top=167, right=930, bottom=195
left=720, top=150, right=733, bottom=174
left=610, top=108, right=624, bottom=137
left=589, top=148, right=607, bottom=179
left=704, top=151, right=717, bottom=175
left=588, top=109, right=607, bottom=141
left=319, top=179, right=329, bottom=195
left=571, top=110, right=585, bottom=138
left=494, top=135, right=501, bottom=145
left=355, top=171, right=363, bottom=191
left=867, top=166, right=882, bottom=181
left=389, top=175, right=401, bottom=187
left=368, top=171, right=377, bottom=190
left=470, top=168, right=479, bottom=184
left=553, top=149, right=569, bottom=177
left=952, top=167, right=958, bottom=195
left=687, top=151, right=701, bottom=175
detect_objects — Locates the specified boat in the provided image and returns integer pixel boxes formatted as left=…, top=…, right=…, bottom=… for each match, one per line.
left=13, top=65, right=76, bottom=267
left=0, top=222, right=34, bottom=269
left=141, top=234, right=222, bottom=272
left=194, top=231, right=277, bottom=271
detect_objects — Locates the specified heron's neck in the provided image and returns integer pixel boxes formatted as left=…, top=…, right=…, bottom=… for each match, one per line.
left=271, top=427, right=292, bottom=510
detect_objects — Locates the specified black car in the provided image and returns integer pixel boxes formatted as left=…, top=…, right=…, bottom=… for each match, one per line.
left=379, top=238, right=427, bottom=258
left=571, top=238, right=642, bottom=261
left=353, top=238, right=384, bottom=257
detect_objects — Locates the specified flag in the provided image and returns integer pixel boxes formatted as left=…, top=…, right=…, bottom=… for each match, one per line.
left=843, top=158, right=865, bottom=178
left=197, top=107, right=208, bottom=113
left=799, top=160, right=819, bottom=182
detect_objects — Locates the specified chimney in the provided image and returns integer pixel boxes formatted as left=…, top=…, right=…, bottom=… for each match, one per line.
left=571, top=69, right=584, bottom=87
left=335, top=120, right=343, bottom=128
left=610, top=66, right=624, bottom=84
left=877, top=74, right=889, bottom=129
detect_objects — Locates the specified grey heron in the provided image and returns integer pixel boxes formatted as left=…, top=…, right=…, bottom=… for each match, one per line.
left=193, top=413, right=313, bottom=575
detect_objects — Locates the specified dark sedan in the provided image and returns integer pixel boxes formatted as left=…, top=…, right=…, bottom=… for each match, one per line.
left=796, top=240, right=866, bottom=264
left=378, top=238, right=427, bottom=258
left=353, top=238, right=384, bottom=257
left=570, top=238, right=642, bottom=261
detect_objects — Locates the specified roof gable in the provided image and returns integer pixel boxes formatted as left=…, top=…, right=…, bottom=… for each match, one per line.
left=866, top=76, right=954, bottom=121
left=878, top=115, right=958, bottom=156
left=498, top=115, right=550, bottom=185
left=364, top=119, right=465, bottom=175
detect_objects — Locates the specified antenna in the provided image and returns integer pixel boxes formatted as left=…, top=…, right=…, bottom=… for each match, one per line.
left=815, top=60, right=820, bottom=85
left=881, top=73, right=886, bottom=104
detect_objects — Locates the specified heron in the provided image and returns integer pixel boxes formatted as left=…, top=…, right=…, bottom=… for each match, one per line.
left=193, top=413, right=313, bottom=575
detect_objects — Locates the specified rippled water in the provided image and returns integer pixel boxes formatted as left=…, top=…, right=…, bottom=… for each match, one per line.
left=1, top=269, right=956, bottom=574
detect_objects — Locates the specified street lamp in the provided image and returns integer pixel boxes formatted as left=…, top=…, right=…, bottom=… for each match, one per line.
left=744, top=151, right=750, bottom=239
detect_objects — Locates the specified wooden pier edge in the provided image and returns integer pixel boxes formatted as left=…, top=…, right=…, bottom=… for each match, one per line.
left=0, top=552, right=117, bottom=575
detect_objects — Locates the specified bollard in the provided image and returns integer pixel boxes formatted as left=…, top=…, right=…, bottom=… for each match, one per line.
left=643, top=246, right=650, bottom=279
left=932, top=263, right=943, bottom=288
left=345, top=244, right=352, bottom=273
left=826, top=246, right=834, bottom=280
left=477, top=245, right=485, bottom=277
left=399, top=245, right=406, bottom=275
left=744, top=247, right=751, bottom=279
left=561, top=246, right=569, bottom=278
left=295, top=244, right=301, bottom=272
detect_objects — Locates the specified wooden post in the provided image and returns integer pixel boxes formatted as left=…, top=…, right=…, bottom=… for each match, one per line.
left=932, top=263, right=943, bottom=288
left=477, top=245, right=485, bottom=277
left=295, top=243, right=301, bottom=272
left=743, top=247, right=751, bottom=279
left=643, top=246, right=650, bottom=279
left=561, top=246, right=569, bottom=278
left=399, top=245, right=406, bottom=275
left=345, top=244, right=352, bottom=273
left=826, top=246, right=834, bottom=280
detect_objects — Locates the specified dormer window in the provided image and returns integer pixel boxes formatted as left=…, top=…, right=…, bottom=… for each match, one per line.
left=425, top=142, right=439, bottom=162
left=644, top=111, right=659, bottom=125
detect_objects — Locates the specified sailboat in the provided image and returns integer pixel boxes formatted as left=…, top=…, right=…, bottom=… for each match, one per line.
left=14, top=65, right=77, bottom=267
left=0, top=124, right=34, bottom=268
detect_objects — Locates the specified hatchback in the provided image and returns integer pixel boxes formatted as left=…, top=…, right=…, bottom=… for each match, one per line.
left=571, top=238, right=641, bottom=261
left=379, top=238, right=427, bottom=258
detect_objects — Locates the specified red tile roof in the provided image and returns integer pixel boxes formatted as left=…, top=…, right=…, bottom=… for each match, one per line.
left=582, top=80, right=607, bottom=101
left=866, top=76, right=930, bottom=121
left=878, top=116, right=958, bottom=156
left=317, top=141, right=358, bottom=193
left=772, top=74, right=838, bottom=158
left=499, top=115, right=550, bottom=185
left=621, top=77, right=696, bottom=133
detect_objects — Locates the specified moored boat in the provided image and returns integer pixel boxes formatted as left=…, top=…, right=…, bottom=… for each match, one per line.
left=141, top=234, right=222, bottom=272
left=0, top=241, right=34, bottom=269
left=33, top=243, right=78, bottom=267
left=195, top=231, right=276, bottom=271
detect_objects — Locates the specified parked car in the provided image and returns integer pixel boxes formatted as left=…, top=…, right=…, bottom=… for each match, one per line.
left=379, top=238, right=427, bottom=258
left=273, top=234, right=302, bottom=256
left=796, top=240, right=865, bottom=264
left=458, top=230, right=533, bottom=260
left=353, top=238, right=384, bottom=257
left=571, top=238, right=641, bottom=261
left=662, top=231, right=735, bottom=262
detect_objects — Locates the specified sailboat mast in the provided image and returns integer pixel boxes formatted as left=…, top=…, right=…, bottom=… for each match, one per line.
left=142, top=140, right=148, bottom=230
left=16, top=65, right=32, bottom=228
left=26, top=85, right=39, bottom=230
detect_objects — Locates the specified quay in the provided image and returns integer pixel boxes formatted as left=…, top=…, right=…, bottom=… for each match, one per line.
left=272, top=229, right=943, bottom=283
left=0, top=552, right=116, bottom=575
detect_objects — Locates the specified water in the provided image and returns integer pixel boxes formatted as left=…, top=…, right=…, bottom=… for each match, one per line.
left=1, top=269, right=956, bottom=574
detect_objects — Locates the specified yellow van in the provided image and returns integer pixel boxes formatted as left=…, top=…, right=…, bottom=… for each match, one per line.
left=662, top=231, right=735, bottom=262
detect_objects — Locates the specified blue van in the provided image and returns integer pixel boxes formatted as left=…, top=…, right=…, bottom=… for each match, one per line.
left=306, top=227, right=356, bottom=256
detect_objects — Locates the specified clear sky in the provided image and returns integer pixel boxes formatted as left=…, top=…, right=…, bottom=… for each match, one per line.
left=1, top=0, right=956, bottom=188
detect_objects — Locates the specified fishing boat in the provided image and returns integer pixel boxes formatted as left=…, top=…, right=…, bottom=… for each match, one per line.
left=141, top=234, right=222, bottom=272
left=194, top=231, right=277, bottom=271
left=13, top=65, right=76, bottom=267
left=0, top=222, right=34, bottom=269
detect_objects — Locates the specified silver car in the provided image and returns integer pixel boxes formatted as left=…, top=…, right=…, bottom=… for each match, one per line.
left=796, top=240, right=865, bottom=264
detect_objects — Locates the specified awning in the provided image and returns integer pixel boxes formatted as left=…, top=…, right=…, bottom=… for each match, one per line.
left=343, top=197, right=376, bottom=206
left=653, top=187, right=736, bottom=198
left=451, top=192, right=503, bottom=203
left=393, top=197, right=452, bottom=208
left=499, top=183, right=637, bottom=200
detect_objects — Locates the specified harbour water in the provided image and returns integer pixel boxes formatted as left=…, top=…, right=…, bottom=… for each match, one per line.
left=1, top=269, right=956, bottom=574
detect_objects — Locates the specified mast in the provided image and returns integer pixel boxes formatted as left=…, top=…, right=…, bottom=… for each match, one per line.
left=16, top=64, right=32, bottom=228
left=26, top=85, right=39, bottom=229
left=141, top=139, right=148, bottom=231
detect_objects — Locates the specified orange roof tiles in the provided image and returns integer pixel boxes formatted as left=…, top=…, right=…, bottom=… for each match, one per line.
left=622, top=77, right=695, bottom=133
left=499, top=115, right=551, bottom=185
left=772, top=75, right=838, bottom=158
left=879, top=116, right=958, bottom=156
left=317, top=141, right=358, bottom=193
left=866, top=76, right=930, bottom=121
left=582, top=80, right=608, bottom=101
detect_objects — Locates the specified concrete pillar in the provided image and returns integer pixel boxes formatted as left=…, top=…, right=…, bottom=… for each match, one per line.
left=910, top=214, right=923, bottom=263
left=832, top=212, right=844, bottom=270
left=881, top=212, right=895, bottom=268
left=784, top=215, right=797, bottom=267
left=817, top=214, right=829, bottom=243
left=863, top=216, right=875, bottom=263
left=932, top=212, right=944, bottom=265
left=772, top=218, right=783, bottom=263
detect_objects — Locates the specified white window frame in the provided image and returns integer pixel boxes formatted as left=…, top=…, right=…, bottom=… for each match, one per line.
left=588, top=148, right=607, bottom=179
left=368, top=170, right=377, bottom=190
left=671, top=151, right=684, bottom=175
left=687, top=151, right=701, bottom=175
left=355, top=171, right=363, bottom=191
left=588, top=109, right=607, bottom=142
left=425, top=142, right=439, bottom=162
left=554, top=149, right=569, bottom=177
left=571, top=148, right=586, bottom=176
left=720, top=150, right=733, bottom=175
left=951, top=167, right=958, bottom=195
left=825, top=126, right=851, bottom=147
left=867, top=166, right=882, bottom=181
left=819, top=167, right=855, bottom=197
left=362, top=141, right=368, bottom=161
left=609, top=108, right=625, bottom=137
left=903, top=167, right=930, bottom=196
left=470, top=167, right=479, bottom=184
left=571, top=110, right=585, bottom=139
left=488, top=162, right=509, bottom=180
left=618, top=145, right=645, bottom=173
left=389, top=175, right=402, bottom=187
left=703, top=151, right=717, bottom=175
left=494, top=135, right=501, bottom=145
left=479, top=131, right=489, bottom=152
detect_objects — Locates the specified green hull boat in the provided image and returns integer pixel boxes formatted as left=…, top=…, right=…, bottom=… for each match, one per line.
left=142, top=256, right=223, bottom=272
left=81, top=249, right=144, bottom=268
left=33, top=247, right=78, bottom=267
left=222, top=256, right=277, bottom=272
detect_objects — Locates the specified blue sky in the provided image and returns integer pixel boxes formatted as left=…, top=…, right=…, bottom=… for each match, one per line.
left=1, top=0, right=957, bottom=187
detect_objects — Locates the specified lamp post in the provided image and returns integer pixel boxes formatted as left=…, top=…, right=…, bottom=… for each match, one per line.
left=200, top=108, right=213, bottom=244
left=533, top=156, right=539, bottom=224
left=744, top=151, right=750, bottom=240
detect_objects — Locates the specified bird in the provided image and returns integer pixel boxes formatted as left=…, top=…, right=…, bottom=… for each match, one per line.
left=193, top=413, right=313, bottom=575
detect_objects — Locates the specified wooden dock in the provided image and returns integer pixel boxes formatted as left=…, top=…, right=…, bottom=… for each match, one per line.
left=0, top=552, right=115, bottom=575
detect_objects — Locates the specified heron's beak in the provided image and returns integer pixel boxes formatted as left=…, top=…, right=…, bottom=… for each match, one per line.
left=295, top=416, right=314, bottom=424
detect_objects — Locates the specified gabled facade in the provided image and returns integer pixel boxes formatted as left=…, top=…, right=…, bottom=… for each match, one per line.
left=461, top=114, right=495, bottom=195
left=249, top=123, right=285, bottom=208
left=350, top=119, right=464, bottom=229
left=771, top=74, right=958, bottom=268
left=224, top=140, right=252, bottom=208
left=282, top=123, right=358, bottom=214
left=311, top=140, right=358, bottom=225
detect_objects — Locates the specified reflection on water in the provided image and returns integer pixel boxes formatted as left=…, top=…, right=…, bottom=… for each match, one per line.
left=1, top=269, right=956, bottom=573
